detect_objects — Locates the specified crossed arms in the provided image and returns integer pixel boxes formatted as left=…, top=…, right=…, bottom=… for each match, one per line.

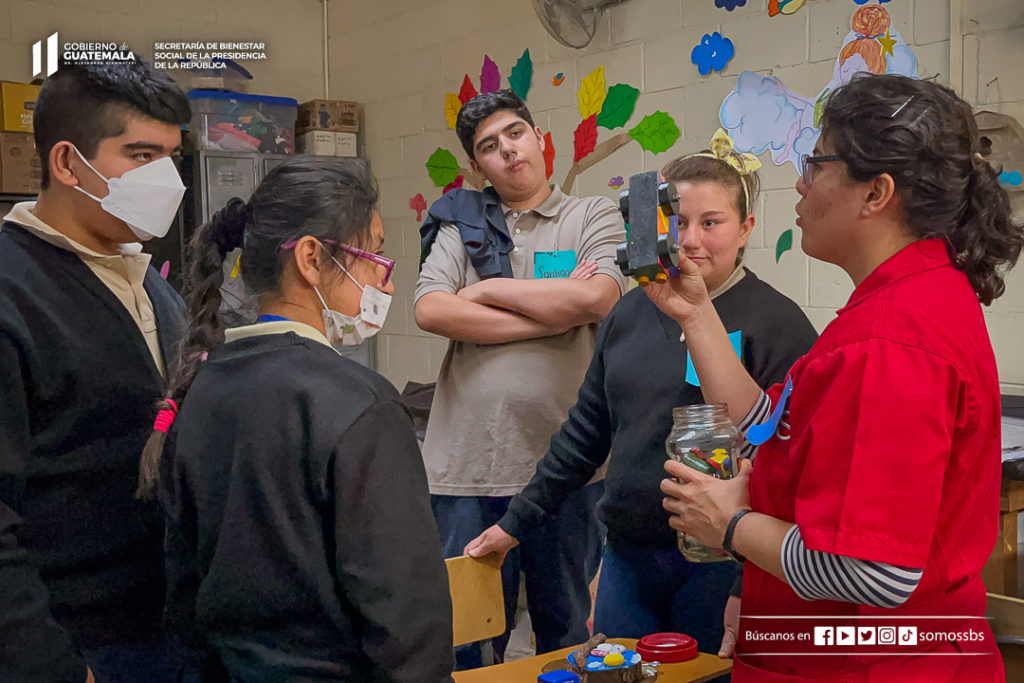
left=415, top=261, right=620, bottom=345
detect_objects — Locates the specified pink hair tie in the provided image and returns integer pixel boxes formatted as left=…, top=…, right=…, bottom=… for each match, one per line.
left=153, top=399, right=179, bottom=433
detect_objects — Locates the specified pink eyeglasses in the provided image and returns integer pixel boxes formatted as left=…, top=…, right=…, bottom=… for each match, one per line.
left=282, top=239, right=395, bottom=285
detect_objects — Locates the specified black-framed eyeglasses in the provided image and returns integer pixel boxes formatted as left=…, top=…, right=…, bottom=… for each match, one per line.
left=800, top=154, right=842, bottom=186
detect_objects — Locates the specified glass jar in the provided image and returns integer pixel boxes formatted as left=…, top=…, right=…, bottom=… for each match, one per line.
left=665, top=403, right=740, bottom=563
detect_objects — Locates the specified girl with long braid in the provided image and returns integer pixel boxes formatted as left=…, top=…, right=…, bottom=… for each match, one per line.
left=139, top=157, right=454, bottom=682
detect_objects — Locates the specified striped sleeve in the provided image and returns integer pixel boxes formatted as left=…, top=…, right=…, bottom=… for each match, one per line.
left=781, top=526, right=923, bottom=608
left=737, top=391, right=771, bottom=459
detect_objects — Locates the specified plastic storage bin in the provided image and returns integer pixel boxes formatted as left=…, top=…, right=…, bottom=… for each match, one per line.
left=187, top=89, right=297, bottom=154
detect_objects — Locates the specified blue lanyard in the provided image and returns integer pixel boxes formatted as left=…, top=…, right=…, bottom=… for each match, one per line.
left=747, top=376, right=794, bottom=446
left=256, top=314, right=292, bottom=323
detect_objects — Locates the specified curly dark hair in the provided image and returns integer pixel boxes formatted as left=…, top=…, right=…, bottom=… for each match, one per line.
left=821, top=73, right=1022, bottom=305
left=455, top=89, right=535, bottom=160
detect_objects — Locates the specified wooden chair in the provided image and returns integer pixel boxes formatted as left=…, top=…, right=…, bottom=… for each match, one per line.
left=446, top=554, right=506, bottom=648
left=987, top=592, right=1024, bottom=681
left=982, top=480, right=1024, bottom=597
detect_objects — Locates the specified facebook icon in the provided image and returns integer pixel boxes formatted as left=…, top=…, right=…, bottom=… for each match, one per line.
left=814, top=626, right=834, bottom=646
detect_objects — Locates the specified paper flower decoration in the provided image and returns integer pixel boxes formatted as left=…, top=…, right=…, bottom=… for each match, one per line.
left=608, top=176, right=624, bottom=189
left=410, top=194, right=427, bottom=221
left=715, top=0, right=746, bottom=10
left=691, top=32, right=735, bottom=76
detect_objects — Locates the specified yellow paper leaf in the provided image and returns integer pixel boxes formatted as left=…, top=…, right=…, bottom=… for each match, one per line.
left=444, top=93, right=461, bottom=130
left=577, top=66, right=607, bottom=120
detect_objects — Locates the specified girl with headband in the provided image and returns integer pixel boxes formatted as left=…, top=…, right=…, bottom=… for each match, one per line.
left=465, top=129, right=817, bottom=657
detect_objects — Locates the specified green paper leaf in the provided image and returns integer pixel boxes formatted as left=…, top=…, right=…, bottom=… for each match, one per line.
left=628, top=111, right=680, bottom=154
left=597, top=83, right=640, bottom=130
left=776, top=229, right=793, bottom=263
left=814, top=88, right=830, bottom=128
left=508, top=49, right=533, bottom=100
left=425, top=147, right=460, bottom=187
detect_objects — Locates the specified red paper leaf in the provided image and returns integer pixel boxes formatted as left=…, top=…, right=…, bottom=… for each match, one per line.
left=573, top=115, right=598, bottom=163
left=443, top=175, right=464, bottom=194
left=543, top=131, right=555, bottom=179
left=410, top=193, right=428, bottom=221
left=459, top=75, right=478, bottom=105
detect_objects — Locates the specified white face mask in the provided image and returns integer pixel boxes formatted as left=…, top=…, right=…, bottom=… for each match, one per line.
left=313, top=250, right=392, bottom=347
left=72, top=146, right=186, bottom=241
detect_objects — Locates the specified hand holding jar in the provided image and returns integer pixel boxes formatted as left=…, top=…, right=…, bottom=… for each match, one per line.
left=664, top=404, right=752, bottom=561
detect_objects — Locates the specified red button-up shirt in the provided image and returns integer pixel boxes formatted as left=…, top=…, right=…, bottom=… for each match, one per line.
left=734, top=239, right=1004, bottom=682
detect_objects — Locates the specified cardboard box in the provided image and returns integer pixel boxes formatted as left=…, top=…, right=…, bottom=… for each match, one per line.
left=297, top=131, right=359, bottom=157
left=297, top=130, right=337, bottom=156
left=0, top=132, right=42, bottom=194
left=335, top=132, right=357, bottom=157
left=297, top=99, right=359, bottom=134
left=1, top=82, right=42, bottom=133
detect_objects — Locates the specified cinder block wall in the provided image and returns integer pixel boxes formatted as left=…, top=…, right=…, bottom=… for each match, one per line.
left=326, top=0, right=1024, bottom=393
left=1, top=1, right=1020, bottom=392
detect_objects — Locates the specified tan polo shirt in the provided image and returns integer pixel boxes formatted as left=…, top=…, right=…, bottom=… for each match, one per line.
left=2, top=202, right=165, bottom=376
left=415, top=184, right=627, bottom=496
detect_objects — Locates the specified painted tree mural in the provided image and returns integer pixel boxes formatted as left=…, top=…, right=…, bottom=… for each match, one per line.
left=422, top=50, right=681, bottom=202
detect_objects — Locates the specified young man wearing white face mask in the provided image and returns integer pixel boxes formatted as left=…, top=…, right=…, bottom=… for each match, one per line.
left=0, top=59, right=191, bottom=682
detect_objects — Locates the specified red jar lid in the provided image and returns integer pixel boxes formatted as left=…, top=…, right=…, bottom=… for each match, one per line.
left=636, top=632, right=698, bottom=663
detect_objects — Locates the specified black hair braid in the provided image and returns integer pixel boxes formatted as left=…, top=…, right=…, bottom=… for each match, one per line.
left=136, top=198, right=249, bottom=498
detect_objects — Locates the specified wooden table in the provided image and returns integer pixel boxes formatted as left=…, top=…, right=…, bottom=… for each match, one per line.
left=452, top=638, right=732, bottom=682
left=982, top=479, right=1024, bottom=597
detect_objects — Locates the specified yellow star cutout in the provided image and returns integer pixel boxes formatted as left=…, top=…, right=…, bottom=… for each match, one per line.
left=878, top=28, right=897, bottom=57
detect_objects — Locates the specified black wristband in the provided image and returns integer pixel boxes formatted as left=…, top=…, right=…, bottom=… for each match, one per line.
left=723, top=509, right=753, bottom=563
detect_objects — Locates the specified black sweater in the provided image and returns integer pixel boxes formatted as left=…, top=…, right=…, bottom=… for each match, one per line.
left=162, top=331, right=454, bottom=682
left=0, top=223, right=186, bottom=682
left=498, top=269, right=819, bottom=549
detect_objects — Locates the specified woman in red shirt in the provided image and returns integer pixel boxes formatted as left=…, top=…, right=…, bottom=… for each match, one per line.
left=646, top=73, right=1022, bottom=681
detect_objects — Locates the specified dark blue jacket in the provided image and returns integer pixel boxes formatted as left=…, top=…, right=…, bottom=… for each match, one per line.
left=418, top=187, right=514, bottom=280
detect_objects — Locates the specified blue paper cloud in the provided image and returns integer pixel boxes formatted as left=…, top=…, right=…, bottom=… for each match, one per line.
left=691, top=32, right=735, bottom=76
left=715, top=0, right=746, bottom=10
left=999, top=170, right=1023, bottom=187
left=720, top=71, right=800, bottom=156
